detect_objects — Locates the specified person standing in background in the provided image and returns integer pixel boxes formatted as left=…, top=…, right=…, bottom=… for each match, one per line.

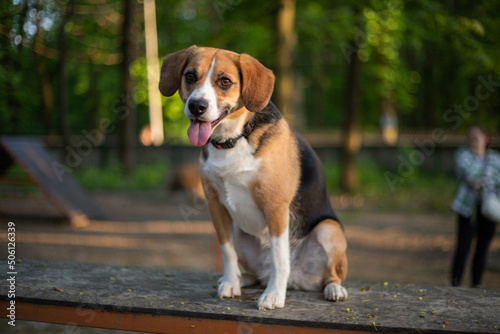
left=451, top=125, right=500, bottom=287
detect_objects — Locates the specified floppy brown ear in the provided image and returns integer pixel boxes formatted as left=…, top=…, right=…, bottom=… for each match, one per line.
left=238, top=54, right=275, bottom=112
left=159, top=45, right=197, bottom=97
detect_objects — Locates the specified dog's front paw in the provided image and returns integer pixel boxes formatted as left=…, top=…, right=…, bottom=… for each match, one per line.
left=257, top=289, right=285, bottom=310
left=218, top=278, right=241, bottom=299
left=323, top=283, right=348, bottom=302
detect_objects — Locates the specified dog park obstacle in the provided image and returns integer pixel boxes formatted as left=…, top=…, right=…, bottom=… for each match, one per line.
left=0, top=136, right=105, bottom=227
left=1, top=259, right=499, bottom=333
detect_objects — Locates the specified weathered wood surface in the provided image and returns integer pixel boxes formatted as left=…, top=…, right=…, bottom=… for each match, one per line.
left=1, top=259, right=499, bottom=333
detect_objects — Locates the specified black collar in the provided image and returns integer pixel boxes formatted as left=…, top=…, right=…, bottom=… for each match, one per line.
left=209, top=119, right=255, bottom=149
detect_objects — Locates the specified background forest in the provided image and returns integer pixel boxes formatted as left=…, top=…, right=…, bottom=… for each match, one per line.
left=1, top=0, right=500, bottom=194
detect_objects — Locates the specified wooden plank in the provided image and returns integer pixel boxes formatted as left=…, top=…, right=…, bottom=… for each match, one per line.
left=1, top=259, right=500, bottom=333
left=0, top=302, right=367, bottom=334
left=0, top=136, right=105, bottom=226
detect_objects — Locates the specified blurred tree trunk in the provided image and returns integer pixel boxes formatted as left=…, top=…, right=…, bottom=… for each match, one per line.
left=143, top=0, right=163, bottom=146
left=311, top=76, right=328, bottom=128
left=34, top=1, right=54, bottom=135
left=36, top=57, right=54, bottom=135
left=422, top=44, right=435, bottom=127
left=118, top=0, right=136, bottom=174
left=88, top=66, right=99, bottom=131
left=341, top=39, right=361, bottom=192
left=276, top=0, right=297, bottom=127
left=57, top=0, right=75, bottom=144
left=5, top=59, right=21, bottom=135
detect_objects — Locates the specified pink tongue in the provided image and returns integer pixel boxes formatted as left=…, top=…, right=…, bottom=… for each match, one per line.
left=187, top=120, right=212, bottom=146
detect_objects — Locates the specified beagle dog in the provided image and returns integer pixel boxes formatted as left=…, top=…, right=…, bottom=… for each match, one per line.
left=159, top=46, right=348, bottom=310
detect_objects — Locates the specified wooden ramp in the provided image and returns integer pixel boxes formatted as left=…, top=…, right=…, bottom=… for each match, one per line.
left=1, top=259, right=500, bottom=333
left=0, top=136, right=105, bottom=226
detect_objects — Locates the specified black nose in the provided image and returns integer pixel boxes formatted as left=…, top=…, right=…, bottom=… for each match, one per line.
left=188, top=99, right=208, bottom=116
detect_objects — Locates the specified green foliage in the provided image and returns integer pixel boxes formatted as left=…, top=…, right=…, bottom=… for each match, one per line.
left=162, top=93, right=190, bottom=144
left=73, top=160, right=169, bottom=191
left=1, top=0, right=500, bottom=139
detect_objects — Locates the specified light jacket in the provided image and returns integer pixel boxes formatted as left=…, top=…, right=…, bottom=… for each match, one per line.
left=451, top=147, right=500, bottom=218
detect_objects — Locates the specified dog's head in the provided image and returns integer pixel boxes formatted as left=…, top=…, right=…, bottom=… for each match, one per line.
left=159, top=46, right=275, bottom=146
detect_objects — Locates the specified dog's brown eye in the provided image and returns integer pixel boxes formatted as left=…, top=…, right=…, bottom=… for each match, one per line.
left=220, top=78, right=231, bottom=87
left=185, top=73, right=196, bottom=83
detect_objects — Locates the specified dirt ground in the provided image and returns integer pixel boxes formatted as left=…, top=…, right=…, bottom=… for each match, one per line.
left=1, top=189, right=499, bottom=290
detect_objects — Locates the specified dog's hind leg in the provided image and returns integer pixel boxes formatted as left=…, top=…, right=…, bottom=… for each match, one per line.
left=315, top=219, right=348, bottom=301
left=234, top=228, right=261, bottom=287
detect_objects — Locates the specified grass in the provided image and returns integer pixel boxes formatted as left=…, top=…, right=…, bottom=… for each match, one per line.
left=323, top=159, right=456, bottom=212
left=0, top=160, right=170, bottom=192
left=2, top=158, right=456, bottom=212
left=72, top=158, right=455, bottom=212
left=73, top=160, right=170, bottom=191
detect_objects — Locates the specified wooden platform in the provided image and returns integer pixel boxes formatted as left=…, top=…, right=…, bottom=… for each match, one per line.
left=0, top=136, right=105, bottom=226
left=1, top=259, right=499, bottom=333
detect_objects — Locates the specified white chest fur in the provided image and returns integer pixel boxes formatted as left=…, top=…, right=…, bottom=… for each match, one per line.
left=202, top=139, right=267, bottom=240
